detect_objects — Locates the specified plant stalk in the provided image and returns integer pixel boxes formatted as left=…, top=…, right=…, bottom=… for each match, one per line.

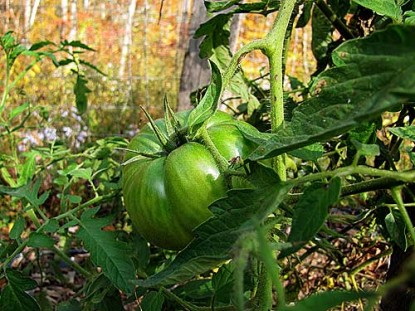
left=52, top=246, right=92, bottom=278
left=263, top=0, right=296, bottom=181
left=391, top=187, right=415, bottom=245
left=292, top=166, right=415, bottom=187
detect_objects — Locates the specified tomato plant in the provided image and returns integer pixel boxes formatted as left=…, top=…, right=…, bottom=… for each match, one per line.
left=2, top=0, right=415, bottom=310
left=122, top=109, right=258, bottom=249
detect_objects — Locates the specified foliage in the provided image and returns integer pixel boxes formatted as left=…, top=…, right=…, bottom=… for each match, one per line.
left=1, top=0, right=415, bottom=310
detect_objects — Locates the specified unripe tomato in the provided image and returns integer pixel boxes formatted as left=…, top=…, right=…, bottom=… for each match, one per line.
left=122, top=110, right=256, bottom=250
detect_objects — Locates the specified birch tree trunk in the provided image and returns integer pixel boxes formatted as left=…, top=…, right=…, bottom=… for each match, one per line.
left=118, top=0, right=137, bottom=79
left=24, top=0, right=31, bottom=32
left=28, top=0, right=40, bottom=29
left=68, top=0, right=77, bottom=42
left=60, top=0, right=68, bottom=37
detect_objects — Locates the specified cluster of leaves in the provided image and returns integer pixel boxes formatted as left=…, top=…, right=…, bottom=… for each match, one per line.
left=0, top=33, right=137, bottom=310
left=128, top=0, right=415, bottom=310
left=1, top=0, right=415, bottom=310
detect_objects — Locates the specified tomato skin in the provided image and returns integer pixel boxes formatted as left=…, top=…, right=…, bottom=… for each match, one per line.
left=122, top=111, right=256, bottom=250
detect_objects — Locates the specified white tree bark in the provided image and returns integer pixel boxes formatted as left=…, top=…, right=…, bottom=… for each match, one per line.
left=28, top=0, right=41, bottom=29
left=61, top=0, right=68, bottom=22
left=118, top=0, right=137, bottom=79
left=68, top=0, right=77, bottom=42
left=24, top=0, right=31, bottom=32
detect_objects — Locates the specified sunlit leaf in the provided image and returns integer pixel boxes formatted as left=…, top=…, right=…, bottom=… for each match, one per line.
left=353, top=0, right=402, bottom=21
left=389, top=126, right=415, bottom=141
left=187, top=61, right=223, bottom=135
left=249, top=25, right=415, bottom=161
left=76, top=207, right=136, bottom=294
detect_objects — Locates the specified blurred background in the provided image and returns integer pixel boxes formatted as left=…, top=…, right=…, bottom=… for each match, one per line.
left=1, top=0, right=314, bottom=147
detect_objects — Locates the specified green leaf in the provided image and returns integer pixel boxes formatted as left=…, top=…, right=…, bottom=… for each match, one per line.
left=404, top=10, right=415, bottom=25
left=312, top=3, right=334, bottom=71
left=27, top=232, right=55, bottom=248
left=353, top=0, right=402, bottom=21
left=277, top=290, right=375, bottom=311
left=385, top=209, right=408, bottom=250
left=138, top=166, right=292, bottom=287
left=74, top=75, right=91, bottom=114
left=29, top=40, right=54, bottom=51
left=0, top=179, right=49, bottom=207
left=43, top=219, right=60, bottom=233
left=389, top=126, right=415, bottom=141
left=212, top=263, right=234, bottom=304
left=9, top=217, right=25, bottom=240
left=296, top=1, right=313, bottom=28
left=69, top=168, right=92, bottom=180
left=351, top=139, right=380, bottom=157
left=187, top=61, right=223, bottom=135
left=65, top=194, right=82, bottom=204
left=82, top=274, right=124, bottom=311
left=195, top=13, right=253, bottom=114
left=17, top=151, right=38, bottom=186
left=279, top=177, right=341, bottom=258
left=288, top=143, right=324, bottom=161
left=76, top=207, right=136, bottom=294
left=56, top=299, right=82, bottom=311
left=62, top=40, right=96, bottom=51
left=0, top=269, right=40, bottom=311
left=79, top=59, right=106, bottom=76
left=9, top=102, right=29, bottom=121
left=249, top=25, right=415, bottom=161
left=140, top=291, right=165, bottom=311
left=172, top=279, right=213, bottom=302
left=204, top=0, right=241, bottom=13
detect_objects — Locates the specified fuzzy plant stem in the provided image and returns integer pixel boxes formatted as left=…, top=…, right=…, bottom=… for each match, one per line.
left=219, top=1, right=297, bottom=309
left=262, top=0, right=296, bottom=180
left=391, top=187, right=415, bottom=245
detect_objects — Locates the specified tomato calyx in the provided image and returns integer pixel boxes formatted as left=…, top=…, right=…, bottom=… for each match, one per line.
left=140, top=98, right=190, bottom=154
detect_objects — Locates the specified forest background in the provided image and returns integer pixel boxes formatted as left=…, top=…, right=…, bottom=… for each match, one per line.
left=0, top=0, right=313, bottom=147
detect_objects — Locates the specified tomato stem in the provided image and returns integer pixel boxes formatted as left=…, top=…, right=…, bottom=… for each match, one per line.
left=263, top=0, right=297, bottom=181
left=198, top=125, right=229, bottom=176
left=391, top=187, right=415, bottom=246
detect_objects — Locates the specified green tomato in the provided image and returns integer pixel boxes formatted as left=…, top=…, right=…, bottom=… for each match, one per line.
left=122, top=110, right=257, bottom=250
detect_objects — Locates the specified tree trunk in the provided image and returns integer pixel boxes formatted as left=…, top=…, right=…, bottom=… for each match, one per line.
left=118, top=0, right=136, bottom=79
left=177, top=3, right=242, bottom=111
left=177, top=0, right=210, bottom=111
left=28, top=0, right=40, bottom=29
left=24, top=0, right=31, bottom=32
left=68, top=0, right=77, bottom=42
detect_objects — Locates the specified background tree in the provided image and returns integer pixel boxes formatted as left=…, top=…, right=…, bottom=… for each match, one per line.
left=177, top=0, right=210, bottom=110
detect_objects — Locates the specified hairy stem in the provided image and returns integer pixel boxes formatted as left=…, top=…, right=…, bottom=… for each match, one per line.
left=52, top=246, right=92, bottom=278
left=391, top=187, right=415, bottom=245
left=263, top=0, right=297, bottom=181
left=256, top=224, right=286, bottom=308
left=198, top=125, right=230, bottom=178
left=292, top=166, right=415, bottom=187
left=222, top=40, right=266, bottom=91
